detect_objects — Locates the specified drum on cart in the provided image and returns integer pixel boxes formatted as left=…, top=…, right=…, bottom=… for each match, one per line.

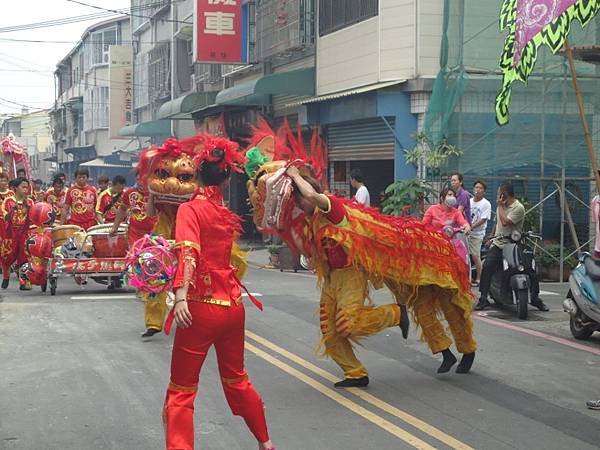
left=87, top=224, right=128, bottom=258
left=52, top=225, right=83, bottom=248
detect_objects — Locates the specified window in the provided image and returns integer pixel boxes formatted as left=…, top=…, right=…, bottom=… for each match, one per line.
left=134, top=53, right=150, bottom=109
left=318, top=0, right=378, bottom=36
left=89, top=27, right=117, bottom=67
left=84, top=86, right=109, bottom=130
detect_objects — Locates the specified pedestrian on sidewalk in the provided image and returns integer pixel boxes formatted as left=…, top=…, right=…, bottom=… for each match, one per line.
left=350, top=168, right=370, bottom=206
left=469, top=180, right=491, bottom=285
left=163, top=138, right=275, bottom=450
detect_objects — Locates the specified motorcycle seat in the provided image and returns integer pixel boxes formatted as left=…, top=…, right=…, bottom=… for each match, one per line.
left=584, top=256, right=600, bottom=280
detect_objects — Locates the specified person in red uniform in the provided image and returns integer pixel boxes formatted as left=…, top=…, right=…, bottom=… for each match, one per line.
left=32, top=179, right=45, bottom=203
left=95, top=175, right=126, bottom=224
left=110, top=181, right=157, bottom=246
left=0, top=173, right=15, bottom=288
left=62, top=168, right=97, bottom=230
left=164, top=143, right=275, bottom=450
left=1, top=177, right=34, bottom=290
left=44, top=176, right=67, bottom=224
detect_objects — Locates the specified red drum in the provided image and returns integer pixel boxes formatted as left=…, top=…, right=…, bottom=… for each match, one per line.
left=87, top=224, right=128, bottom=258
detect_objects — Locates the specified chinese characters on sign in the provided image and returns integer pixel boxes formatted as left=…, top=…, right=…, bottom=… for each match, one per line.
left=195, top=0, right=248, bottom=63
left=109, top=45, right=134, bottom=139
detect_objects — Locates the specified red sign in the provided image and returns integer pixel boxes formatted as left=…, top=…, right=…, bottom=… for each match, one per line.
left=195, top=0, right=247, bottom=63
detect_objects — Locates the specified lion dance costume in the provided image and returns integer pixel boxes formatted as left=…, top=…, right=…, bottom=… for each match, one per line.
left=161, top=134, right=271, bottom=450
left=246, top=119, right=476, bottom=379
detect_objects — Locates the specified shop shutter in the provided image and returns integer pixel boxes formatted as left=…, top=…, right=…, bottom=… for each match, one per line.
left=272, top=94, right=310, bottom=117
left=326, top=118, right=396, bottom=161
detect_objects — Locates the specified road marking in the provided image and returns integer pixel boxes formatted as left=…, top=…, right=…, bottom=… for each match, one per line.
left=70, top=295, right=137, bottom=300
left=474, top=314, right=600, bottom=356
left=539, top=290, right=559, bottom=296
left=245, top=342, right=435, bottom=450
left=241, top=293, right=263, bottom=297
left=246, top=331, right=473, bottom=450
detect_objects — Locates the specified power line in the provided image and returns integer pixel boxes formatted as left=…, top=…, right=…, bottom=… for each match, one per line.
left=64, top=0, right=191, bottom=25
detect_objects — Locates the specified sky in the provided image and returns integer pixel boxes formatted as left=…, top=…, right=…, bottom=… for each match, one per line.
left=0, top=0, right=130, bottom=117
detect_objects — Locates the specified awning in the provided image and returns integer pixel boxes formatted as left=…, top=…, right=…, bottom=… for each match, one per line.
left=285, top=80, right=406, bottom=107
left=158, top=91, right=218, bottom=119
left=216, top=67, right=315, bottom=106
left=80, top=158, right=133, bottom=168
left=118, top=119, right=172, bottom=137
left=64, top=144, right=95, bottom=154
left=43, top=155, right=58, bottom=162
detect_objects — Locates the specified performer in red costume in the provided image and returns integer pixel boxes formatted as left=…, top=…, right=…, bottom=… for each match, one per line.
left=62, top=168, right=97, bottom=230
left=44, top=176, right=67, bottom=224
left=95, top=175, right=126, bottom=224
left=110, top=181, right=157, bottom=246
left=1, top=177, right=34, bottom=290
left=163, top=137, right=275, bottom=450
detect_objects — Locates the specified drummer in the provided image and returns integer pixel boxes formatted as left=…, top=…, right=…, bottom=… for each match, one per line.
left=62, top=168, right=98, bottom=231
left=110, top=178, right=157, bottom=246
left=32, top=179, right=45, bottom=203
left=97, top=175, right=110, bottom=194
left=44, top=176, right=67, bottom=224
left=95, top=175, right=125, bottom=224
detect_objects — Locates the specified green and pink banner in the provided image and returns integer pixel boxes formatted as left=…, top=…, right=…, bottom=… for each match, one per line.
left=496, top=0, right=600, bottom=125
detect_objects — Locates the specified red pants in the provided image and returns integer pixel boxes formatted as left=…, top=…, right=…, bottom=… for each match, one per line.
left=163, top=302, right=269, bottom=449
left=1, top=230, right=28, bottom=281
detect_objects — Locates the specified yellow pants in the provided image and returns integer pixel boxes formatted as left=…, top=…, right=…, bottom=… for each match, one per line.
left=320, top=267, right=401, bottom=379
left=144, top=292, right=167, bottom=331
left=412, top=285, right=477, bottom=355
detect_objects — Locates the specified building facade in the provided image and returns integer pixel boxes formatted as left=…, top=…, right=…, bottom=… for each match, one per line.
left=50, top=16, right=135, bottom=183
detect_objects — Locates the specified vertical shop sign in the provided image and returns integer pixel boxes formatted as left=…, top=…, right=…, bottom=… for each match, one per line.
left=109, top=45, right=133, bottom=139
left=194, top=0, right=248, bottom=63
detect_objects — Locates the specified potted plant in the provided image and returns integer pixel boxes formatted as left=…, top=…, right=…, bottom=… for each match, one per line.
left=381, top=178, right=438, bottom=217
left=382, top=133, right=463, bottom=218
left=538, top=244, right=577, bottom=281
left=267, top=244, right=283, bottom=268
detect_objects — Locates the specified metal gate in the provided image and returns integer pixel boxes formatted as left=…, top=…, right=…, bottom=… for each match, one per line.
left=326, top=117, right=396, bottom=161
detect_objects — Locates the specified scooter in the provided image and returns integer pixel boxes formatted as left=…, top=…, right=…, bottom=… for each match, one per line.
left=488, top=230, right=541, bottom=320
left=563, top=253, right=600, bottom=340
left=442, top=226, right=471, bottom=278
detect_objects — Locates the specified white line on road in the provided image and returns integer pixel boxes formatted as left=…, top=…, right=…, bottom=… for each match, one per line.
left=242, top=293, right=263, bottom=297
left=539, top=290, right=559, bottom=296
left=70, top=295, right=137, bottom=300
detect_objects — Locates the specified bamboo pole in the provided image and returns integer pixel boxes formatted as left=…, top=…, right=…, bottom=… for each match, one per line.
left=564, top=40, right=600, bottom=194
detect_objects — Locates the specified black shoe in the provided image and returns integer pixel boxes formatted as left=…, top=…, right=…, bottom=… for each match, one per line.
left=399, top=304, right=410, bottom=339
left=1, top=279, right=8, bottom=289
left=141, top=328, right=161, bottom=338
left=437, top=349, right=457, bottom=373
left=474, top=297, right=491, bottom=311
left=586, top=399, right=600, bottom=410
left=531, top=297, right=549, bottom=312
left=456, top=352, right=475, bottom=374
left=334, top=376, right=369, bottom=388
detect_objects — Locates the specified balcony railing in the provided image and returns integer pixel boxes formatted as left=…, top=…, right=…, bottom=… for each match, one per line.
left=256, top=0, right=315, bottom=60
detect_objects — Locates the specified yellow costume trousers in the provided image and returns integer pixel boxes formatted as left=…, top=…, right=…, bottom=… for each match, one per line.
left=412, top=285, right=477, bottom=355
left=144, top=292, right=167, bottom=331
left=320, top=267, right=400, bottom=379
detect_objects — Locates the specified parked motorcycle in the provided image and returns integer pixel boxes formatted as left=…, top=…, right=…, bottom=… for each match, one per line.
left=563, top=253, right=600, bottom=340
left=488, top=230, right=541, bottom=320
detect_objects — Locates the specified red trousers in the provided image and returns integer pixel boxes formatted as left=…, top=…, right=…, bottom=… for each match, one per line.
left=1, top=230, right=28, bottom=281
left=163, top=301, right=269, bottom=450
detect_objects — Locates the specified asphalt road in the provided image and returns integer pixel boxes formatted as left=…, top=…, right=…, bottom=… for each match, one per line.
left=2, top=263, right=600, bottom=450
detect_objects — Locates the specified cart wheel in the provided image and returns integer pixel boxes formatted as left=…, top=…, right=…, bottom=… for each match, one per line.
left=41, top=282, right=47, bottom=293
left=50, top=277, right=57, bottom=296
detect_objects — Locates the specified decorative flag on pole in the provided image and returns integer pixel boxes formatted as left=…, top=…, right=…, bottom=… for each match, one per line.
left=496, top=0, right=600, bottom=125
